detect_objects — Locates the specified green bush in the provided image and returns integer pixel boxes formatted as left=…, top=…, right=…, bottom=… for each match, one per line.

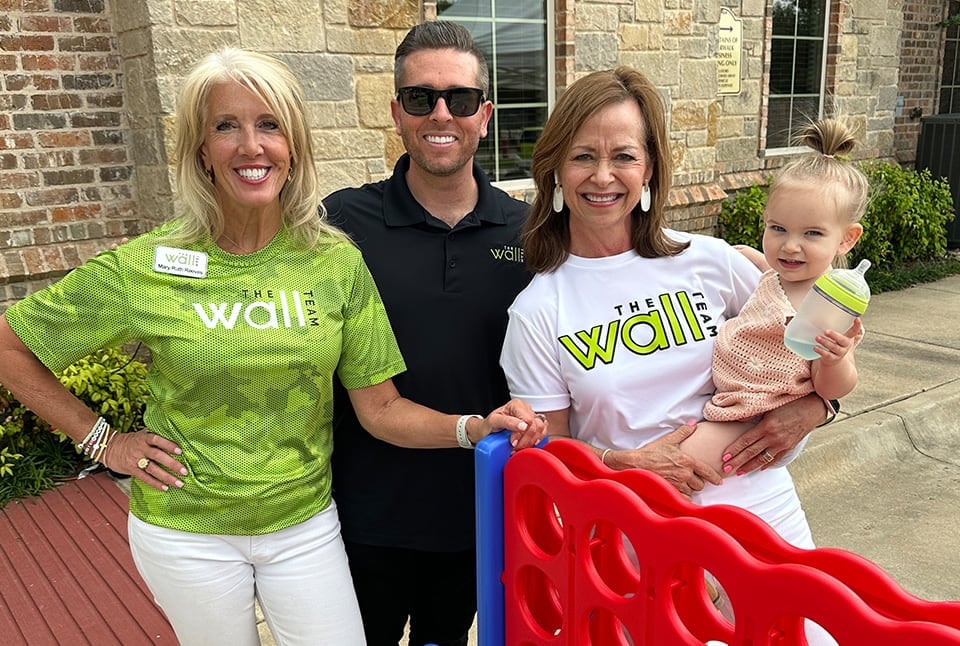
left=853, top=162, right=954, bottom=267
left=0, top=346, right=148, bottom=506
left=717, top=161, right=956, bottom=272
left=939, top=13, right=960, bottom=28
left=718, top=181, right=769, bottom=249
left=864, top=255, right=960, bottom=293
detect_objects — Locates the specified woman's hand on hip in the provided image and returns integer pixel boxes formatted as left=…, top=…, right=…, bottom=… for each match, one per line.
left=103, top=430, right=187, bottom=492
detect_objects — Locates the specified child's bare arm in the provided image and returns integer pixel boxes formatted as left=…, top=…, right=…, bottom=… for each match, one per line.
left=810, top=317, right=863, bottom=400
left=733, top=244, right=770, bottom=271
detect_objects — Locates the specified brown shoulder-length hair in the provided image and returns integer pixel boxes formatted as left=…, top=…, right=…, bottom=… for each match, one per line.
left=523, top=67, right=687, bottom=273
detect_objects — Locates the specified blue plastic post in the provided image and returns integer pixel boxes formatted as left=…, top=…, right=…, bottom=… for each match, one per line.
left=475, top=431, right=549, bottom=646
left=475, top=431, right=513, bottom=646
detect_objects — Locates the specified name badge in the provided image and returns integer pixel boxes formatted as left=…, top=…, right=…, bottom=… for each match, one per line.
left=154, top=246, right=208, bottom=278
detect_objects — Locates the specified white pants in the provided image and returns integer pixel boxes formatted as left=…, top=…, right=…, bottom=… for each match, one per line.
left=693, top=468, right=836, bottom=646
left=692, top=466, right=814, bottom=548
left=128, top=503, right=366, bottom=646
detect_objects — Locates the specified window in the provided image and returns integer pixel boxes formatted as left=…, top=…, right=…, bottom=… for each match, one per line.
left=439, top=1, right=551, bottom=182
left=766, top=0, right=829, bottom=149
left=941, top=1, right=960, bottom=114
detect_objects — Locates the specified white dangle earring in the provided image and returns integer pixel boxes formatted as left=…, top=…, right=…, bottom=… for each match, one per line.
left=640, top=182, right=652, bottom=213
left=552, top=172, right=564, bottom=213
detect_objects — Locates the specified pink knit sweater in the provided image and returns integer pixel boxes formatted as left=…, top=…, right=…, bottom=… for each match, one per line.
left=703, top=270, right=813, bottom=422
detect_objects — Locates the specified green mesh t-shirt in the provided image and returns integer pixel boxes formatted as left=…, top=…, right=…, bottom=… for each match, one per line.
left=6, top=222, right=405, bottom=535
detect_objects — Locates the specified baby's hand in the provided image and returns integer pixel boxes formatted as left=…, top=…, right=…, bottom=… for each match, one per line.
left=814, top=317, right=863, bottom=365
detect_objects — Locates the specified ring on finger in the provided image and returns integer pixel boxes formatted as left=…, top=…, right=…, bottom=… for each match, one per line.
left=760, top=449, right=775, bottom=464
left=137, top=457, right=151, bottom=469
left=534, top=413, right=546, bottom=422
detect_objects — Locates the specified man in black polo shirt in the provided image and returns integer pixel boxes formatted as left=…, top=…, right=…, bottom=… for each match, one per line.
left=324, top=22, right=533, bottom=646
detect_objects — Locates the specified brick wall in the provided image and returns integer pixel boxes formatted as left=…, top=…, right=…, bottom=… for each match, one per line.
left=894, top=0, right=950, bottom=165
left=0, top=0, right=941, bottom=311
left=1, top=0, right=141, bottom=312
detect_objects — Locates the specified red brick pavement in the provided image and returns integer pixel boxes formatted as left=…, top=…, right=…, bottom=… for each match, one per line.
left=0, top=470, right=176, bottom=645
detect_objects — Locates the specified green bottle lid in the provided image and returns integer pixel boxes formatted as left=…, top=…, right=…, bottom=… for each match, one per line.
left=813, top=259, right=872, bottom=315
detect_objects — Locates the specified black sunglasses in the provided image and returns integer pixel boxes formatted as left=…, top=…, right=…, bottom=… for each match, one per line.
left=396, top=86, right=485, bottom=117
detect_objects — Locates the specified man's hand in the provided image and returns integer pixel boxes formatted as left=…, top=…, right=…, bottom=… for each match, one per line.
left=107, top=236, right=130, bottom=251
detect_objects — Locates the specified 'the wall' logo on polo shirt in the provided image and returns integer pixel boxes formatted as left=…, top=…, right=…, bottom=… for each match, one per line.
left=489, top=245, right=524, bottom=263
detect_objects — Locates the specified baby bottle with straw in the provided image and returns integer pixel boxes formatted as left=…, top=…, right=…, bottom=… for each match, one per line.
left=784, top=259, right=872, bottom=360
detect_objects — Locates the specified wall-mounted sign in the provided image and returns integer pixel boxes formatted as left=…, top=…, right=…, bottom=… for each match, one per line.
left=718, top=8, right=742, bottom=95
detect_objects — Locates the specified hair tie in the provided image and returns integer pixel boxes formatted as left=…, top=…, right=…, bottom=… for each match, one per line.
left=823, top=154, right=835, bottom=159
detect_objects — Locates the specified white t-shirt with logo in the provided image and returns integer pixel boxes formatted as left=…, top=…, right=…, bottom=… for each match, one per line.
left=501, top=230, right=759, bottom=451
left=501, top=231, right=820, bottom=549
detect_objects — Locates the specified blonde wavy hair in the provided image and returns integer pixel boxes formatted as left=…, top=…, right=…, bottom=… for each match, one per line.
left=168, top=48, right=346, bottom=249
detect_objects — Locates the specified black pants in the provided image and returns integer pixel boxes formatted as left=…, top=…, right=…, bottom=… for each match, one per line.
left=344, top=541, right=477, bottom=646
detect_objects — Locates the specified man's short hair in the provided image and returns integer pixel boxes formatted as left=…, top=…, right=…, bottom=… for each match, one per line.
left=394, top=21, right=489, bottom=95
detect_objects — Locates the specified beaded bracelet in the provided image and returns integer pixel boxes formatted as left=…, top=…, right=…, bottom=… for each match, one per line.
left=85, top=425, right=109, bottom=457
left=78, top=416, right=109, bottom=452
left=89, top=429, right=117, bottom=463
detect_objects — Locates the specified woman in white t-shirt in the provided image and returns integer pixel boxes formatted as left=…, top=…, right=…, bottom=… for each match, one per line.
left=500, top=66, right=838, bottom=644
left=500, top=67, right=834, bottom=544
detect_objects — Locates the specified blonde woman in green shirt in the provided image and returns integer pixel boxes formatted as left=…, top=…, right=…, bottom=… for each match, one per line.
left=0, top=49, right=545, bottom=646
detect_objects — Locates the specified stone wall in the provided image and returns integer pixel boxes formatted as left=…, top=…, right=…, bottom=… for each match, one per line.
left=1, top=0, right=140, bottom=310
left=0, top=0, right=949, bottom=310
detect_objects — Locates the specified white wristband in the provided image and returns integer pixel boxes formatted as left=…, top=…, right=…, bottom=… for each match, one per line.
left=600, top=448, right=613, bottom=466
left=456, top=414, right=482, bottom=449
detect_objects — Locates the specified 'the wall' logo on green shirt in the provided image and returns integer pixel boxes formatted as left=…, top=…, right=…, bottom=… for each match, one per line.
left=193, top=291, right=320, bottom=329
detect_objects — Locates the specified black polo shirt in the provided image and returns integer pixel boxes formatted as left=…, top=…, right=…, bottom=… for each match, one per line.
left=325, top=155, right=532, bottom=552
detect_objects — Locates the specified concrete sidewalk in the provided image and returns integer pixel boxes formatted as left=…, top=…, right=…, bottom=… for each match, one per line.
left=790, top=273, right=960, bottom=602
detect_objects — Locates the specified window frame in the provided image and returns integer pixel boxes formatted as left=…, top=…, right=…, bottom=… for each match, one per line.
left=440, top=1, right=555, bottom=188
left=763, top=0, right=831, bottom=156
left=940, top=1, right=960, bottom=114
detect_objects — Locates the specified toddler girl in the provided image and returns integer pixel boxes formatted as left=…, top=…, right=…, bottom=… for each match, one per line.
left=682, top=116, right=869, bottom=473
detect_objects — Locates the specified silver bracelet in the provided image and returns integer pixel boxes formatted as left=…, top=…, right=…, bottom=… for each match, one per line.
left=600, top=448, right=613, bottom=466
left=456, top=414, right=482, bottom=449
